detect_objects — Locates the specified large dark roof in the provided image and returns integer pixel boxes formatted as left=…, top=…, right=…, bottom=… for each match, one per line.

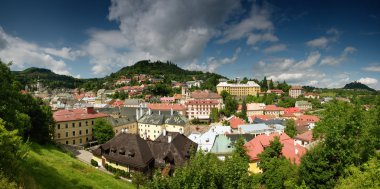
left=138, top=113, right=188, bottom=126
left=97, top=107, right=147, bottom=117
left=105, top=117, right=137, bottom=127
left=93, top=132, right=197, bottom=169
left=253, top=118, right=284, bottom=125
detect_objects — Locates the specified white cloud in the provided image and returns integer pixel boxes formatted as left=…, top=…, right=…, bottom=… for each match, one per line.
left=0, top=27, right=72, bottom=75
left=357, top=77, right=378, bottom=85
left=186, top=47, right=240, bottom=72
left=362, top=65, right=380, bottom=72
left=44, top=47, right=84, bottom=61
left=263, top=44, right=286, bottom=53
left=83, top=0, right=239, bottom=76
left=320, top=46, right=357, bottom=66
left=294, top=51, right=321, bottom=68
left=306, top=37, right=329, bottom=48
left=306, top=28, right=341, bottom=49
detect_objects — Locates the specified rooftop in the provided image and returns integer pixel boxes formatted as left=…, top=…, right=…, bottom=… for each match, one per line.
left=217, top=81, right=260, bottom=87
left=53, top=108, right=108, bottom=122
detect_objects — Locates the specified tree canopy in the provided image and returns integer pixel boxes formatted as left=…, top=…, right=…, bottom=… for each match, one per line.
left=93, top=119, right=115, bottom=144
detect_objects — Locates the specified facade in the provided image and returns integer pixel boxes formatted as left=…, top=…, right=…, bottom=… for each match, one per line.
left=185, top=100, right=222, bottom=120
left=137, top=112, right=189, bottom=141
left=148, top=103, right=187, bottom=116
left=92, top=132, right=197, bottom=175
left=289, top=86, right=304, bottom=98
left=210, top=134, right=254, bottom=160
left=53, top=107, right=109, bottom=146
left=263, top=105, right=285, bottom=117
left=246, top=103, right=266, bottom=116
left=295, top=100, right=312, bottom=111
left=216, top=81, right=261, bottom=96
left=106, top=116, right=138, bottom=135
left=295, top=130, right=314, bottom=147
left=304, top=92, right=320, bottom=99
left=188, top=125, right=232, bottom=152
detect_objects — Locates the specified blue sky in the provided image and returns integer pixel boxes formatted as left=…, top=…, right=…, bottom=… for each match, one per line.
left=0, top=0, right=379, bottom=89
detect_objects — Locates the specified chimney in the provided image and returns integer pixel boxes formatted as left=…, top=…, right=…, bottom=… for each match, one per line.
left=171, top=108, right=173, bottom=115
left=86, top=106, right=95, bottom=114
left=168, top=135, right=172, bottom=143
left=136, top=108, right=139, bottom=120
left=163, top=129, right=167, bottom=136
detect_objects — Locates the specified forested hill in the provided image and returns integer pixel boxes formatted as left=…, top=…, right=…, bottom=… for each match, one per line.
left=12, top=67, right=85, bottom=89
left=12, top=60, right=228, bottom=90
left=343, top=81, right=376, bottom=92
left=106, top=60, right=226, bottom=82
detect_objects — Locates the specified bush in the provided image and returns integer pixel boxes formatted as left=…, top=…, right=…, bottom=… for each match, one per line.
left=91, top=159, right=98, bottom=167
left=104, top=164, right=130, bottom=178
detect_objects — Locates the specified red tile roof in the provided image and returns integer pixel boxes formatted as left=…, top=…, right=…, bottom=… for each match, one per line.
left=230, top=117, right=245, bottom=129
left=244, top=132, right=306, bottom=164
left=190, top=90, right=221, bottom=99
left=282, top=112, right=296, bottom=118
left=264, top=105, right=285, bottom=111
left=250, top=115, right=276, bottom=121
left=298, top=115, right=320, bottom=123
left=268, top=89, right=284, bottom=94
left=290, top=86, right=303, bottom=90
left=295, top=130, right=313, bottom=142
left=284, top=107, right=301, bottom=114
left=112, top=100, right=124, bottom=107
left=148, top=103, right=186, bottom=111
left=53, top=108, right=109, bottom=122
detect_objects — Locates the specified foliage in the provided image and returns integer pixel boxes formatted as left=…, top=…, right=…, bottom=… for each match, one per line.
left=91, top=159, right=98, bottom=167
left=220, top=91, right=238, bottom=117
left=131, top=172, right=147, bottom=189
left=0, top=173, right=19, bottom=189
left=284, top=119, right=297, bottom=138
left=93, top=119, right=115, bottom=144
left=335, top=156, right=380, bottom=189
left=210, top=108, right=220, bottom=123
left=278, top=97, right=296, bottom=108
left=299, top=101, right=378, bottom=189
left=343, top=81, right=376, bottom=92
left=104, top=164, right=130, bottom=179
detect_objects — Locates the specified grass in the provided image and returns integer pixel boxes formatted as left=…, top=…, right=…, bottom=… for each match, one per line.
left=21, top=143, right=136, bottom=189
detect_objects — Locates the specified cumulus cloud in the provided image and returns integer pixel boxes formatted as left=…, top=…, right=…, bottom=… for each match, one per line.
left=263, top=44, right=286, bottom=53
left=186, top=47, right=241, bottom=72
left=0, top=27, right=72, bottom=75
left=320, top=46, right=357, bottom=66
left=83, top=0, right=240, bottom=76
left=44, top=47, right=84, bottom=61
left=306, top=28, right=341, bottom=49
left=357, top=77, right=378, bottom=85
left=218, top=2, right=278, bottom=46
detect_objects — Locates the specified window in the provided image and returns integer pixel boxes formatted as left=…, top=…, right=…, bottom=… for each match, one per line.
left=72, top=122, right=76, bottom=128
left=66, top=132, right=68, bottom=137
left=79, top=138, right=82, bottom=144
left=86, top=129, right=88, bottom=134
left=86, top=137, right=88, bottom=142
left=79, top=122, right=82, bottom=127
left=79, top=130, right=82, bottom=135
left=57, top=133, right=61, bottom=138
left=85, top=121, right=88, bottom=126
left=66, top=141, right=68, bottom=145
left=72, top=131, right=75, bottom=136
left=72, top=140, right=75, bottom=145
left=57, top=124, right=60, bottom=129
left=65, top=123, right=68, bottom=128
left=91, top=120, right=94, bottom=125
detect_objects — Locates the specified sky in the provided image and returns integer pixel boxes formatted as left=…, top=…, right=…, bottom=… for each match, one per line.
left=0, top=0, right=379, bottom=89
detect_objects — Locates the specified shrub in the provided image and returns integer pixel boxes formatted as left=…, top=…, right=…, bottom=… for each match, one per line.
left=91, top=159, right=98, bottom=167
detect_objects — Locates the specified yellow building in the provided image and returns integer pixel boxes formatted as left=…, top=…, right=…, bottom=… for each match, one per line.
left=53, top=107, right=109, bottom=146
left=217, top=81, right=260, bottom=96
left=105, top=117, right=138, bottom=135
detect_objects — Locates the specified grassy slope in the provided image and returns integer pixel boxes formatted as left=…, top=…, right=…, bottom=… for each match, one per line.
left=21, top=143, right=135, bottom=189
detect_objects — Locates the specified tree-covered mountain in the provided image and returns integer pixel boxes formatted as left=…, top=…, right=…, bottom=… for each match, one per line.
left=12, top=60, right=228, bottom=91
left=343, top=81, right=376, bottom=92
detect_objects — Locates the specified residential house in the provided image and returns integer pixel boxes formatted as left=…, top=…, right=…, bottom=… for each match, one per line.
left=267, top=89, right=284, bottom=96
left=295, top=130, right=314, bottom=148
left=238, top=123, right=285, bottom=136
left=289, top=86, right=304, bottom=98
left=304, top=92, right=320, bottom=99
left=295, top=101, right=312, bottom=111
left=229, top=117, right=245, bottom=131
left=148, top=103, right=187, bottom=116
left=124, top=99, right=145, bottom=108
left=92, top=132, right=196, bottom=175
left=246, top=103, right=266, bottom=116
left=53, top=107, right=109, bottom=146
left=210, top=134, right=254, bottom=160
left=244, top=132, right=306, bottom=173
left=264, top=105, right=285, bottom=117
left=184, top=90, right=224, bottom=120
left=248, top=115, right=276, bottom=123
left=188, top=126, right=232, bottom=152
left=186, top=80, right=203, bottom=88
left=105, top=116, right=138, bottom=135
left=216, top=81, right=261, bottom=97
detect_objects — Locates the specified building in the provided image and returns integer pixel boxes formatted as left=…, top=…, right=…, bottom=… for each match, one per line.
left=267, top=89, right=284, bottom=96
left=186, top=80, right=203, bottom=88
left=137, top=111, right=189, bottom=141
left=263, top=105, right=285, bottom=117
left=210, top=134, right=254, bottom=160
left=148, top=103, right=187, bottom=116
left=289, top=86, right=304, bottom=98
left=216, top=81, right=261, bottom=97
left=188, top=125, right=232, bottom=153
left=53, top=107, right=109, bottom=146
left=295, top=101, right=312, bottom=111
left=244, top=132, right=306, bottom=173
left=124, top=99, right=145, bottom=108
left=105, top=116, right=138, bottom=135
left=92, top=132, right=197, bottom=175
left=246, top=103, right=266, bottom=116
left=185, top=100, right=222, bottom=120
left=295, top=130, right=314, bottom=147
left=229, top=116, right=245, bottom=131
left=238, top=123, right=285, bottom=136
left=304, top=92, right=320, bottom=99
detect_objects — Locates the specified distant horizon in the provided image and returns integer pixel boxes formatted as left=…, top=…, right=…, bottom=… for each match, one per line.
left=1, top=0, right=379, bottom=89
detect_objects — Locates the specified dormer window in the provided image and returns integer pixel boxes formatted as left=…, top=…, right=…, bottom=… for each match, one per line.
left=111, top=147, right=117, bottom=153
left=119, top=148, right=126, bottom=155
left=128, top=150, right=135, bottom=157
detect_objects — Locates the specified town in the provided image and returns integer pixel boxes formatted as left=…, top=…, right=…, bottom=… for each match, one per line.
left=1, top=0, right=379, bottom=189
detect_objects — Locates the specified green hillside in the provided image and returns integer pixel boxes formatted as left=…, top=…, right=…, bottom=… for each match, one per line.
left=21, top=143, right=134, bottom=189
left=343, top=81, right=376, bottom=92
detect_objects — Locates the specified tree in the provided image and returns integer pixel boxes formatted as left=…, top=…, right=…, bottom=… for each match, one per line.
left=210, top=108, right=219, bottom=123
left=284, top=119, right=297, bottom=138
left=131, top=172, right=147, bottom=189
left=258, top=137, right=297, bottom=189
left=261, top=76, right=268, bottom=91
left=240, top=99, right=248, bottom=121
left=269, top=79, right=274, bottom=90
left=93, top=119, right=115, bottom=144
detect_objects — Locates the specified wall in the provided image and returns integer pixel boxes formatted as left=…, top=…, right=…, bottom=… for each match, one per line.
left=55, top=119, right=96, bottom=145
